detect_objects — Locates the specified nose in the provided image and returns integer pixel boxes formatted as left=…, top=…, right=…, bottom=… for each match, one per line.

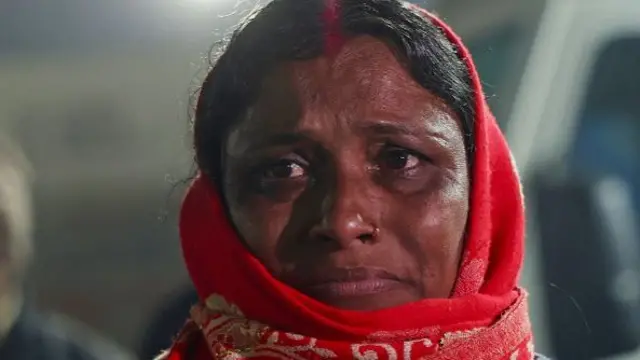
left=310, top=173, right=378, bottom=248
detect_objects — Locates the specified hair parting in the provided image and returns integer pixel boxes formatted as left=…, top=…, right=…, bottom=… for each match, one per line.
left=323, top=0, right=345, bottom=56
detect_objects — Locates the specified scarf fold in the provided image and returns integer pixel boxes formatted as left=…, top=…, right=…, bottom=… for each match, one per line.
left=167, top=6, right=530, bottom=360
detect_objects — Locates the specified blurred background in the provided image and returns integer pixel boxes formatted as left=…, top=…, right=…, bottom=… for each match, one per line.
left=1, top=0, right=639, bottom=359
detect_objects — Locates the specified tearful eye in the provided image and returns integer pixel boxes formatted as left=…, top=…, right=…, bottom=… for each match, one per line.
left=263, top=160, right=307, bottom=179
left=379, top=148, right=422, bottom=170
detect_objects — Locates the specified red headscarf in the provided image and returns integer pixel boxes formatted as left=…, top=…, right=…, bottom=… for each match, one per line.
left=164, top=5, right=531, bottom=360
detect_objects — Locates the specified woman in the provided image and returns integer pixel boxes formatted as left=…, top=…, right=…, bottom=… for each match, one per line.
left=162, top=0, right=542, bottom=358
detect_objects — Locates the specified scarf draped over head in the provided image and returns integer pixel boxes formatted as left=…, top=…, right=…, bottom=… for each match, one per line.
left=165, top=5, right=531, bottom=360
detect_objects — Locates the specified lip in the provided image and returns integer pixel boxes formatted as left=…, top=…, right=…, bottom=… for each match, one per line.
left=293, top=267, right=407, bottom=299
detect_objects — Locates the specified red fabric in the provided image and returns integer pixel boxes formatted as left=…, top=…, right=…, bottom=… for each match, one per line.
left=167, top=7, right=531, bottom=360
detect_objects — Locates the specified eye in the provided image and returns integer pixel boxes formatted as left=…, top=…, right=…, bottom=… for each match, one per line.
left=262, top=159, right=307, bottom=180
left=378, top=147, right=423, bottom=171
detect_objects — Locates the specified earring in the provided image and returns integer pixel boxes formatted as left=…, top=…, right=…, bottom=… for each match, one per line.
left=372, top=226, right=380, bottom=239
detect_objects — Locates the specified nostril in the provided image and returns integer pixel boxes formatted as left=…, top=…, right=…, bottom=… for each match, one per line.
left=309, top=219, right=379, bottom=247
left=357, top=233, right=374, bottom=242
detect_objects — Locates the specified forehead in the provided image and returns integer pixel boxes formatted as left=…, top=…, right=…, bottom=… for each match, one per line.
left=290, top=36, right=437, bottom=113
left=234, top=36, right=458, bottom=138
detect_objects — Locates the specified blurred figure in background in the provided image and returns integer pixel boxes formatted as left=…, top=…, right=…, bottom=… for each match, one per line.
left=0, top=135, right=135, bottom=360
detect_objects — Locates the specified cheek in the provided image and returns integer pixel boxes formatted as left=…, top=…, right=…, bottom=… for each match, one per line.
left=425, top=175, right=468, bottom=253
left=389, top=174, right=469, bottom=291
left=226, top=193, right=295, bottom=273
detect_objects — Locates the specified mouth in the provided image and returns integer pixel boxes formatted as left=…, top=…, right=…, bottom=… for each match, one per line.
left=293, top=267, right=409, bottom=300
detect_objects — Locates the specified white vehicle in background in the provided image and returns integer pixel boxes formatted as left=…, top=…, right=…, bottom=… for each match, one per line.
left=441, top=0, right=640, bottom=358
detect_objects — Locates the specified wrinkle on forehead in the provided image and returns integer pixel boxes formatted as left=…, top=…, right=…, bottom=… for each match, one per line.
left=226, top=36, right=463, bottom=155
left=288, top=36, right=461, bottom=135
left=291, top=36, right=427, bottom=112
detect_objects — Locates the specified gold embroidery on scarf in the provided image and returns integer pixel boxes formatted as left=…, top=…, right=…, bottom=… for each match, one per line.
left=439, top=328, right=484, bottom=347
left=196, top=292, right=533, bottom=360
left=196, top=295, right=338, bottom=359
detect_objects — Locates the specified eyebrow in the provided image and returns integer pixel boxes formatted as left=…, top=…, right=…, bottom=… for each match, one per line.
left=356, top=120, right=450, bottom=142
left=239, top=119, right=452, bottom=154
left=249, top=123, right=426, bottom=148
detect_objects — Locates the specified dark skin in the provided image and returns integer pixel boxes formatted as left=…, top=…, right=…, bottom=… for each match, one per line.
left=222, top=36, right=470, bottom=311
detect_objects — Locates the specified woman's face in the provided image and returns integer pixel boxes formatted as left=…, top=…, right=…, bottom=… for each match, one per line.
left=223, top=36, right=470, bottom=311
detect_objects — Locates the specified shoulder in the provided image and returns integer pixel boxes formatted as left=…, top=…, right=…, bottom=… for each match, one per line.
left=15, top=310, right=135, bottom=360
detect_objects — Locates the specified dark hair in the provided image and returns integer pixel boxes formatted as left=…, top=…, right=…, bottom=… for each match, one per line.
left=194, top=0, right=475, bottom=183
